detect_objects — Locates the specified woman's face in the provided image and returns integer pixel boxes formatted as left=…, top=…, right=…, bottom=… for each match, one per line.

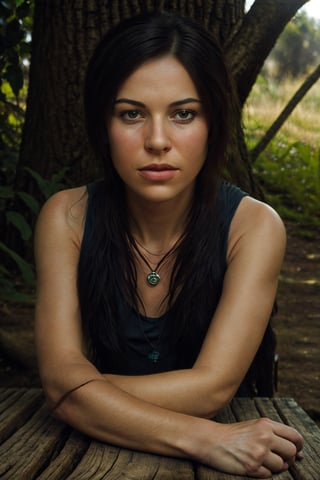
left=107, top=55, right=209, bottom=206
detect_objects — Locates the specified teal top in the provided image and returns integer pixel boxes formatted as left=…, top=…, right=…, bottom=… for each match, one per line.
left=79, top=181, right=248, bottom=379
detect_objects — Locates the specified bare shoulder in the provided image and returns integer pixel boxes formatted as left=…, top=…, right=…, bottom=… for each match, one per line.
left=227, top=196, right=286, bottom=263
left=35, top=186, right=88, bottom=247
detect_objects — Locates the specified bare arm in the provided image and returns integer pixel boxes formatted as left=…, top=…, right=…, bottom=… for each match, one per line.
left=34, top=188, right=196, bottom=456
left=101, top=197, right=286, bottom=417
left=35, top=190, right=302, bottom=477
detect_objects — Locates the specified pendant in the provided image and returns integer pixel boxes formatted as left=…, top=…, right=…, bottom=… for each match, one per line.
left=148, top=350, right=160, bottom=362
left=146, top=271, right=160, bottom=286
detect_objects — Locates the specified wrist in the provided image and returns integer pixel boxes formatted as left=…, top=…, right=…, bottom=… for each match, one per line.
left=175, top=415, right=213, bottom=461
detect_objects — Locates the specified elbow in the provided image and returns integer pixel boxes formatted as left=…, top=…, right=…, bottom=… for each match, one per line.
left=39, top=368, right=71, bottom=420
left=191, top=366, right=237, bottom=418
left=202, top=385, right=236, bottom=419
left=41, top=377, right=63, bottom=416
left=42, top=381, right=75, bottom=423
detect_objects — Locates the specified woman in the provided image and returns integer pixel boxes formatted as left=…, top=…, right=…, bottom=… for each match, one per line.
left=35, top=12, right=303, bottom=478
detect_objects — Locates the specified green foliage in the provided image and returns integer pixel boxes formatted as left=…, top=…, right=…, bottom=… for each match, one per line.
left=267, top=12, right=320, bottom=79
left=0, top=1, right=38, bottom=305
left=0, top=0, right=33, bottom=171
left=245, top=72, right=319, bottom=227
left=0, top=0, right=33, bottom=95
left=253, top=141, right=320, bottom=226
left=24, top=166, right=68, bottom=200
left=0, top=165, right=68, bottom=305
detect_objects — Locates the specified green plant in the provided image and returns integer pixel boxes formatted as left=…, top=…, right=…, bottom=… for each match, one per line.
left=0, top=1, right=33, bottom=170
left=253, top=140, right=320, bottom=225
left=245, top=71, right=319, bottom=227
left=0, top=166, right=68, bottom=304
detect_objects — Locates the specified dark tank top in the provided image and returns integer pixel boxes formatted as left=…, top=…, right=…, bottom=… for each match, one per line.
left=79, top=181, right=248, bottom=377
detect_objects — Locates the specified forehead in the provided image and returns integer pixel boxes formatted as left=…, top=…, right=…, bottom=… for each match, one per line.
left=115, top=55, right=199, bottom=100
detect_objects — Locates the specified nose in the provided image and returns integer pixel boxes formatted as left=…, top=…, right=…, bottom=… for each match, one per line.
left=144, top=118, right=171, bottom=153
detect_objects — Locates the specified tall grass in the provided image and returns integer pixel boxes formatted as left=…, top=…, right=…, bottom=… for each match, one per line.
left=244, top=75, right=320, bottom=226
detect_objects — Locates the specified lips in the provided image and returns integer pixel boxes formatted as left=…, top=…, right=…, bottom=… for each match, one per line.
left=138, top=164, right=178, bottom=181
left=140, top=164, right=176, bottom=171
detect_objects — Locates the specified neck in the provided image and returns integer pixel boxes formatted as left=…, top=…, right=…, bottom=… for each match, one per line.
left=127, top=192, right=193, bottom=252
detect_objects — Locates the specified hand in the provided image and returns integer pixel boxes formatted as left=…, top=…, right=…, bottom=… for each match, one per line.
left=201, top=418, right=304, bottom=478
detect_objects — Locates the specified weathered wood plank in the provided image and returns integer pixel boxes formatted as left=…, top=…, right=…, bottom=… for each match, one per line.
left=0, top=388, right=43, bottom=444
left=0, top=403, right=69, bottom=480
left=154, top=456, right=194, bottom=479
left=119, top=451, right=194, bottom=480
left=230, top=397, right=261, bottom=421
left=0, top=390, right=318, bottom=480
left=65, top=442, right=194, bottom=479
left=65, top=442, right=127, bottom=479
left=37, top=430, right=89, bottom=480
left=273, top=397, right=320, bottom=480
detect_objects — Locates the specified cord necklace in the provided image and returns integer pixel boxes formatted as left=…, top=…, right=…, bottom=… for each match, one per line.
left=137, top=313, right=165, bottom=362
left=133, top=243, right=176, bottom=286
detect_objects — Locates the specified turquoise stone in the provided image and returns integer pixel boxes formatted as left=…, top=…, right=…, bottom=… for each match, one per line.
left=146, top=271, right=160, bottom=286
left=148, top=350, right=160, bottom=362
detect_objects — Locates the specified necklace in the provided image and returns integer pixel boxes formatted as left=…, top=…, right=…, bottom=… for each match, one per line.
left=134, top=237, right=167, bottom=257
left=134, top=246, right=173, bottom=286
left=132, top=236, right=181, bottom=287
left=141, top=318, right=161, bottom=362
left=137, top=311, right=166, bottom=362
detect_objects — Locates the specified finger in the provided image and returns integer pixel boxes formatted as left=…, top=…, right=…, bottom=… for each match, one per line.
left=271, top=433, right=298, bottom=461
left=263, top=450, right=290, bottom=473
left=271, top=421, right=304, bottom=450
left=243, top=451, right=286, bottom=478
left=245, top=465, right=273, bottom=479
left=296, top=450, right=304, bottom=460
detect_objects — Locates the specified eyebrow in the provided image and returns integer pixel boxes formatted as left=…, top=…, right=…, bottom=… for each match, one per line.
left=113, top=97, right=202, bottom=107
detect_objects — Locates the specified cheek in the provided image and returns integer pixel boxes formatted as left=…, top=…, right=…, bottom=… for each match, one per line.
left=107, top=129, right=140, bottom=180
left=108, top=125, right=141, bottom=157
left=184, top=128, right=208, bottom=156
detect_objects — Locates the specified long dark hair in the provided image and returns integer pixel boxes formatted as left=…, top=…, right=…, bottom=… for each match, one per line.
left=79, top=12, right=275, bottom=395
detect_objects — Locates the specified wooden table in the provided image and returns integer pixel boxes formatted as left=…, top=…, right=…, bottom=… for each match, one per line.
left=0, top=388, right=319, bottom=479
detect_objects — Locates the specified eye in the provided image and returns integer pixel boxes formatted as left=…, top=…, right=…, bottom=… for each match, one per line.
left=173, top=109, right=196, bottom=122
left=120, top=110, right=143, bottom=121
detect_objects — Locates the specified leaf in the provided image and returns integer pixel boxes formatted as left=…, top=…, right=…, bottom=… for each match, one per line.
left=19, top=40, right=31, bottom=55
left=0, top=3, right=11, bottom=21
left=0, top=185, right=14, bottom=199
left=0, top=240, right=35, bottom=285
left=24, top=166, right=68, bottom=199
left=24, top=166, right=51, bottom=198
left=4, top=18, right=24, bottom=48
left=5, top=63, right=24, bottom=96
left=17, top=1, right=31, bottom=18
left=0, top=264, right=10, bottom=277
left=17, top=191, right=39, bottom=214
left=6, top=210, right=32, bottom=241
left=0, top=289, right=35, bottom=304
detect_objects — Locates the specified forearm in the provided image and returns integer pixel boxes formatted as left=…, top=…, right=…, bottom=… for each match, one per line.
left=102, top=368, right=235, bottom=418
left=50, top=371, right=304, bottom=478
left=54, top=374, right=208, bottom=459
left=43, top=366, right=304, bottom=478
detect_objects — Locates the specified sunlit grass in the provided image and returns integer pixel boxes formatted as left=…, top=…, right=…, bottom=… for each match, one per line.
left=244, top=74, right=320, bottom=226
left=244, top=75, right=320, bottom=147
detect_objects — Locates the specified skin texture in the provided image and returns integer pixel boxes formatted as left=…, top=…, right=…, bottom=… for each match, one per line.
left=35, top=56, right=303, bottom=478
